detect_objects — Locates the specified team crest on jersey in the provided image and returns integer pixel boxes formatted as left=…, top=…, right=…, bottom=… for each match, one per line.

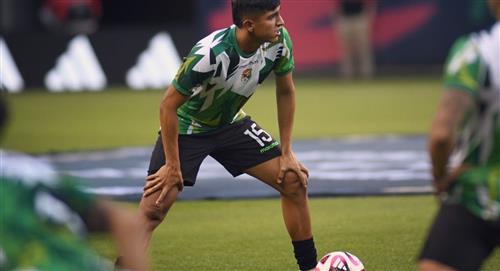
left=241, top=68, right=252, bottom=83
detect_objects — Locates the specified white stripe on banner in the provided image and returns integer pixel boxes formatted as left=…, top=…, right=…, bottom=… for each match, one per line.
left=0, top=37, right=24, bottom=92
left=51, top=149, right=431, bottom=182
left=84, top=186, right=144, bottom=196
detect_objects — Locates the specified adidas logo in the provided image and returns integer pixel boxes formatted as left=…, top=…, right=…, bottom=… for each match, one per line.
left=0, top=37, right=24, bottom=93
left=126, top=32, right=181, bottom=90
left=45, top=35, right=107, bottom=92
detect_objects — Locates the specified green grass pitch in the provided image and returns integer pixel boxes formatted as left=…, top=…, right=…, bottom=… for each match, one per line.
left=90, top=196, right=500, bottom=270
left=4, top=77, right=439, bottom=153
left=5, top=77, right=499, bottom=269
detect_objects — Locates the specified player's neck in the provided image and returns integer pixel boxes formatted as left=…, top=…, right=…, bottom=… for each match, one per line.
left=235, top=27, right=261, bottom=55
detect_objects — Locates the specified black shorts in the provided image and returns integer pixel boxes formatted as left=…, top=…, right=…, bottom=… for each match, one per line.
left=419, top=203, right=500, bottom=270
left=147, top=117, right=282, bottom=186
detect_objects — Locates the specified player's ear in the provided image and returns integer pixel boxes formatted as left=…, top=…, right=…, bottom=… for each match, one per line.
left=242, top=18, right=255, bottom=33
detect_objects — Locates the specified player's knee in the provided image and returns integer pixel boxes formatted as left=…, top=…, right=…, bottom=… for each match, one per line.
left=141, top=204, right=168, bottom=230
left=280, top=171, right=307, bottom=199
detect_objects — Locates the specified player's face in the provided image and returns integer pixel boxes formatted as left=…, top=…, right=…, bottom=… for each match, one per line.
left=251, top=6, right=284, bottom=43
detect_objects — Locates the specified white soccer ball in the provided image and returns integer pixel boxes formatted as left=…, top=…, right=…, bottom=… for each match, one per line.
left=315, top=251, right=365, bottom=271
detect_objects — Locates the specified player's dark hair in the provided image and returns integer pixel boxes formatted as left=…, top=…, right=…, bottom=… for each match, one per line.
left=232, top=0, right=280, bottom=27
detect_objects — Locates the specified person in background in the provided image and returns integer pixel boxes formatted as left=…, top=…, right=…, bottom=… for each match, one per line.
left=0, top=95, right=148, bottom=270
left=333, top=0, right=376, bottom=79
left=39, top=0, right=102, bottom=34
left=418, top=0, right=500, bottom=270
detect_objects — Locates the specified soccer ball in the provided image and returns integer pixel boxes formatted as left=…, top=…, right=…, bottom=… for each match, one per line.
left=315, top=251, right=365, bottom=271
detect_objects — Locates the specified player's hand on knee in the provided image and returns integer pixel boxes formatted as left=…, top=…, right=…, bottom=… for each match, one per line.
left=299, top=161, right=309, bottom=178
left=277, top=153, right=308, bottom=188
left=433, top=164, right=469, bottom=195
left=143, top=164, right=184, bottom=205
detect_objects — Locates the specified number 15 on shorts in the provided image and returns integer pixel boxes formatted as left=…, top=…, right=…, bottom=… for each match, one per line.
left=244, top=123, right=273, bottom=147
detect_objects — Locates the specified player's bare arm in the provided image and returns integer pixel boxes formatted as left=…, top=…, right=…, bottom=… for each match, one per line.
left=97, top=200, right=149, bottom=270
left=428, top=89, right=473, bottom=193
left=275, top=72, right=308, bottom=187
left=143, top=85, right=188, bottom=205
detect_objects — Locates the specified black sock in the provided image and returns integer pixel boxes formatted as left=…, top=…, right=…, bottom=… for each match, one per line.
left=292, top=237, right=317, bottom=270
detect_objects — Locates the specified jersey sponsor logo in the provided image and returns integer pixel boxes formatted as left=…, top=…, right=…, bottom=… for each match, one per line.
left=45, top=35, right=107, bottom=92
left=127, top=32, right=182, bottom=90
left=241, top=68, right=252, bottom=83
left=0, top=37, right=24, bottom=92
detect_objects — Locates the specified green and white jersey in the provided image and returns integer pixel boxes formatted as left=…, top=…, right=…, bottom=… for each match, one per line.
left=0, top=151, right=111, bottom=270
left=172, top=25, right=294, bottom=134
left=443, top=22, right=500, bottom=220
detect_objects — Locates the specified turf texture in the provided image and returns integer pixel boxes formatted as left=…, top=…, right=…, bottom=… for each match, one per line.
left=4, top=77, right=440, bottom=154
left=90, top=195, right=500, bottom=270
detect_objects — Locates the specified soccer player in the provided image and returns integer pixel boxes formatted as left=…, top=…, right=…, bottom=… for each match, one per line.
left=0, top=96, right=148, bottom=270
left=418, top=0, right=500, bottom=270
left=138, top=0, right=317, bottom=270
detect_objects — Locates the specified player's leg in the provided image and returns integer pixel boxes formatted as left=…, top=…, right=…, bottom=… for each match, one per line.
left=116, top=184, right=179, bottom=269
left=210, top=118, right=317, bottom=270
left=137, top=135, right=179, bottom=251
left=245, top=158, right=311, bottom=240
left=245, top=158, right=316, bottom=271
left=138, top=185, right=180, bottom=250
left=138, top=133, right=212, bottom=251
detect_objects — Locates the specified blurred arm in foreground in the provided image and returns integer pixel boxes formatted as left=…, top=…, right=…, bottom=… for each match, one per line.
left=0, top=95, right=148, bottom=270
